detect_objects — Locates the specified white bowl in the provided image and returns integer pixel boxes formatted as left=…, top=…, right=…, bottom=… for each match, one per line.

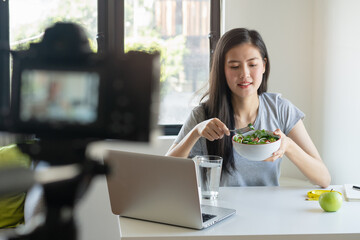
left=232, top=130, right=281, bottom=161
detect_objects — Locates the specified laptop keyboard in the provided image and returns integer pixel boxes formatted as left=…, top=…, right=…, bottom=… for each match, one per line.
left=202, top=213, right=216, bottom=222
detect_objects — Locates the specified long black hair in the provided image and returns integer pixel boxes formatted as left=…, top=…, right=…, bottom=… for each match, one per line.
left=201, top=28, right=270, bottom=174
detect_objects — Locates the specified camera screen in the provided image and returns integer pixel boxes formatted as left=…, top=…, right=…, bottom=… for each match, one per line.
left=20, top=70, right=100, bottom=124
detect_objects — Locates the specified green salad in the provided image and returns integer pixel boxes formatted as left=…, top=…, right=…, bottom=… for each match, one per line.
left=233, top=129, right=279, bottom=145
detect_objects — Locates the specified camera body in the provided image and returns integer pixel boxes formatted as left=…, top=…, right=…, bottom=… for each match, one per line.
left=3, top=23, right=160, bottom=142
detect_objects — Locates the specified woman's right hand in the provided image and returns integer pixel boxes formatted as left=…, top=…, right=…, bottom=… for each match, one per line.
left=195, top=118, right=230, bottom=141
left=166, top=118, right=230, bottom=157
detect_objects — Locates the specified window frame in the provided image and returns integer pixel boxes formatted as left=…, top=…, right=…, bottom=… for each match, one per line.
left=0, top=0, right=220, bottom=135
left=0, top=0, right=10, bottom=130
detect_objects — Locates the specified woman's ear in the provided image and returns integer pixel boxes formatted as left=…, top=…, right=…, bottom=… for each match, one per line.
left=262, top=58, right=267, bottom=74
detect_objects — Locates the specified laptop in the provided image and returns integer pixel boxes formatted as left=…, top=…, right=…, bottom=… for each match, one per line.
left=104, top=150, right=236, bottom=229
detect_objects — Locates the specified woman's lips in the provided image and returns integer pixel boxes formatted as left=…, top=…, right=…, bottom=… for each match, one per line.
left=237, top=82, right=252, bottom=88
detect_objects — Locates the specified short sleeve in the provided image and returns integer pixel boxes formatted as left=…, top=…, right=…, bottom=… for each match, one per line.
left=174, top=105, right=205, bottom=144
left=173, top=105, right=207, bottom=158
left=277, top=95, right=305, bottom=135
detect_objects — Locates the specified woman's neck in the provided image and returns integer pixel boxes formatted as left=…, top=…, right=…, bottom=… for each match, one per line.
left=232, top=94, right=259, bottom=128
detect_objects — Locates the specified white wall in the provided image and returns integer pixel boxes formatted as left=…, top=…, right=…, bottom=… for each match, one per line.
left=312, top=0, right=360, bottom=184
left=224, top=0, right=360, bottom=184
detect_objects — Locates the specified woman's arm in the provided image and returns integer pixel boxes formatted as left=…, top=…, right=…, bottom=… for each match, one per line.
left=166, top=118, right=230, bottom=157
left=266, top=120, right=331, bottom=188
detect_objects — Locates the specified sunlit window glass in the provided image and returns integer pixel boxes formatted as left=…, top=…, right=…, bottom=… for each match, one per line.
left=125, top=0, right=210, bottom=125
left=9, top=0, right=97, bottom=52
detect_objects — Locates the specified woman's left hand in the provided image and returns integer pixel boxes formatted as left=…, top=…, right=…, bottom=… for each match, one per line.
left=263, top=129, right=287, bottom=162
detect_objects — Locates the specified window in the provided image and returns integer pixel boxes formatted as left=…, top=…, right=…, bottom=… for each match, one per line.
left=100, top=0, right=220, bottom=134
left=9, top=0, right=97, bottom=52
left=0, top=0, right=220, bottom=135
left=124, top=0, right=211, bottom=125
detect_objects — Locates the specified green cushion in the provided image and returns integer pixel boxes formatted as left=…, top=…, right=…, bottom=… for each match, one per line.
left=0, top=144, right=31, bottom=228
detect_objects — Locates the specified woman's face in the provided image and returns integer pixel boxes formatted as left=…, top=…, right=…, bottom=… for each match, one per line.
left=224, top=43, right=266, bottom=99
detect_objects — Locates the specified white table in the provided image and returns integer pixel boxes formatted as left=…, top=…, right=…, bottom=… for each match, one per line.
left=119, top=185, right=360, bottom=240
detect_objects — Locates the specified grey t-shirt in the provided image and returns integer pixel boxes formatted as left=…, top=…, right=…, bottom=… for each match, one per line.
left=174, top=92, right=305, bottom=186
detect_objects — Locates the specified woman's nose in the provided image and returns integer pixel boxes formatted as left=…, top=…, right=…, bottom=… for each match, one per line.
left=239, top=65, right=250, bottom=79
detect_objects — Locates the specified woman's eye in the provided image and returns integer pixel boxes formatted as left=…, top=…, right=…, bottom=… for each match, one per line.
left=249, top=64, right=257, bottom=67
left=230, top=66, right=239, bottom=69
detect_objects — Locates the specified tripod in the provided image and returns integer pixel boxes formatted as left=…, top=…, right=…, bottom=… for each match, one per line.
left=7, top=139, right=109, bottom=240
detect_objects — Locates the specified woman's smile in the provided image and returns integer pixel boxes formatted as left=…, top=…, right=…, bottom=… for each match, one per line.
left=238, top=81, right=252, bottom=88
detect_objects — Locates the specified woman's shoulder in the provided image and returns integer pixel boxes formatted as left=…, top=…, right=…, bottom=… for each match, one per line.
left=260, top=92, right=293, bottom=106
left=190, top=104, right=206, bottom=121
left=261, top=92, right=283, bottom=100
left=192, top=104, right=205, bottom=112
left=179, top=104, right=206, bottom=128
left=174, top=104, right=206, bottom=143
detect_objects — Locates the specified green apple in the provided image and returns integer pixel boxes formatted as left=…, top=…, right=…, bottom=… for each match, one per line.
left=318, top=190, right=343, bottom=212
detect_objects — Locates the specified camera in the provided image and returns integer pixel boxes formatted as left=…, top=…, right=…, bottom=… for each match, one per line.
left=2, top=22, right=160, bottom=142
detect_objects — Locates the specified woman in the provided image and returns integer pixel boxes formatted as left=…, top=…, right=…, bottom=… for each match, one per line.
left=166, top=28, right=330, bottom=188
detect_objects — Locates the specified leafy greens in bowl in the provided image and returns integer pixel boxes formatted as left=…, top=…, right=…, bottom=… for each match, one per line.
left=232, top=129, right=281, bottom=161
left=233, top=129, right=279, bottom=144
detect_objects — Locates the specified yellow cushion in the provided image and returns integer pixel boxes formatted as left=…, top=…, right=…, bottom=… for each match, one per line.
left=0, top=144, right=31, bottom=228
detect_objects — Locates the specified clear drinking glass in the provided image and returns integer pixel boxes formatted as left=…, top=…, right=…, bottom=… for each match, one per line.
left=193, top=155, right=223, bottom=200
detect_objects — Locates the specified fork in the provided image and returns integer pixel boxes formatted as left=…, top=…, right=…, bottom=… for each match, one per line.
left=230, top=124, right=255, bottom=135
